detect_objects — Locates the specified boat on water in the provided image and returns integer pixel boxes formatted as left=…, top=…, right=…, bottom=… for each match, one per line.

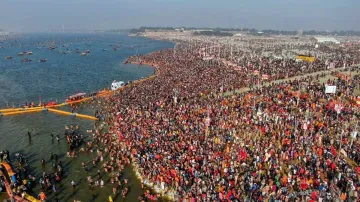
left=85, top=50, right=90, bottom=54
left=80, top=52, right=87, bottom=56
left=17, top=51, right=33, bottom=56
left=5, top=56, right=12, bottom=60
left=66, top=93, right=87, bottom=104
left=21, top=58, right=31, bottom=63
left=40, top=59, right=47, bottom=62
left=111, top=80, right=125, bottom=91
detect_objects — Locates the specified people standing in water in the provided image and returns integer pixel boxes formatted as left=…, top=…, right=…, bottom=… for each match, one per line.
left=41, top=158, right=46, bottom=167
left=27, top=131, right=31, bottom=139
left=71, top=180, right=76, bottom=191
left=7, top=124, right=136, bottom=201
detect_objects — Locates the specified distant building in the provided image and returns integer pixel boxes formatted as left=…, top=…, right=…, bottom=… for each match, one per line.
left=314, top=36, right=340, bottom=44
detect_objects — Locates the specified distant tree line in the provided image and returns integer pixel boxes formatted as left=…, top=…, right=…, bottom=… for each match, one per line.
left=108, top=29, right=129, bottom=33
left=123, top=27, right=360, bottom=36
left=193, top=31, right=234, bottom=37
left=129, top=27, right=176, bottom=33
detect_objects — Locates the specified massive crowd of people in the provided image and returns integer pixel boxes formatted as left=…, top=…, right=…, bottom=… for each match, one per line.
left=93, top=38, right=360, bottom=201
left=2, top=35, right=360, bottom=201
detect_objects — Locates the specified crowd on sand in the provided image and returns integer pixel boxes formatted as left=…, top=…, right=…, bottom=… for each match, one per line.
left=86, top=40, right=360, bottom=201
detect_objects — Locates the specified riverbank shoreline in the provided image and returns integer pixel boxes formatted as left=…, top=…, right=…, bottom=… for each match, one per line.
left=121, top=57, right=177, bottom=200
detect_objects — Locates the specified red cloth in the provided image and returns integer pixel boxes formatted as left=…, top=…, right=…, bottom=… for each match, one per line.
left=239, top=149, right=247, bottom=160
left=311, top=191, right=318, bottom=199
left=331, top=146, right=337, bottom=156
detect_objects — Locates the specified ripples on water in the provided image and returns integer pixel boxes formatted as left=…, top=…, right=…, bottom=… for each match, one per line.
left=0, top=33, right=173, bottom=201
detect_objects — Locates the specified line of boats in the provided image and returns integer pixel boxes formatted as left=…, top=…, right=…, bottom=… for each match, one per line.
left=3, top=42, right=139, bottom=62
left=4, top=56, right=47, bottom=63
left=4, top=51, right=47, bottom=63
left=4, top=48, right=91, bottom=62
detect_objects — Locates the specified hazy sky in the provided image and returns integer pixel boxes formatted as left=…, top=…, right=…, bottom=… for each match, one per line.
left=1, top=0, right=359, bottom=32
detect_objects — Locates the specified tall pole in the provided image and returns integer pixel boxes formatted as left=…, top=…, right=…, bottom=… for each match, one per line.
left=350, top=120, right=358, bottom=147
left=337, top=96, right=342, bottom=152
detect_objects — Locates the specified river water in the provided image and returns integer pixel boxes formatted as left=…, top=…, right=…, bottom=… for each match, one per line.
left=0, top=33, right=173, bottom=201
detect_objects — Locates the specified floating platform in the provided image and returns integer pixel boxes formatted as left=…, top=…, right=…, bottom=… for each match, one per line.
left=0, top=103, right=68, bottom=113
left=0, top=107, right=97, bottom=121
left=47, top=108, right=98, bottom=121
left=1, top=108, right=45, bottom=116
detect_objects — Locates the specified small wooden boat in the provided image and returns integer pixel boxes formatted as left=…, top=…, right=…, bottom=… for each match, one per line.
left=65, top=93, right=87, bottom=104
left=21, top=58, right=31, bottom=63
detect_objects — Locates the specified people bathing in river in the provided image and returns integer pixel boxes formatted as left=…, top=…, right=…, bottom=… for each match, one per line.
left=38, top=191, right=47, bottom=201
left=65, top=125, right=84, bottom=150
left=24, top=102, right=36, bottom=108
left=0, top=150, right=10, bottom=163
left=71, top=180, right=76, bottom=191
left=27, top=131, right=31, bottom=139
left=0, top=151, right=39, bottom=199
